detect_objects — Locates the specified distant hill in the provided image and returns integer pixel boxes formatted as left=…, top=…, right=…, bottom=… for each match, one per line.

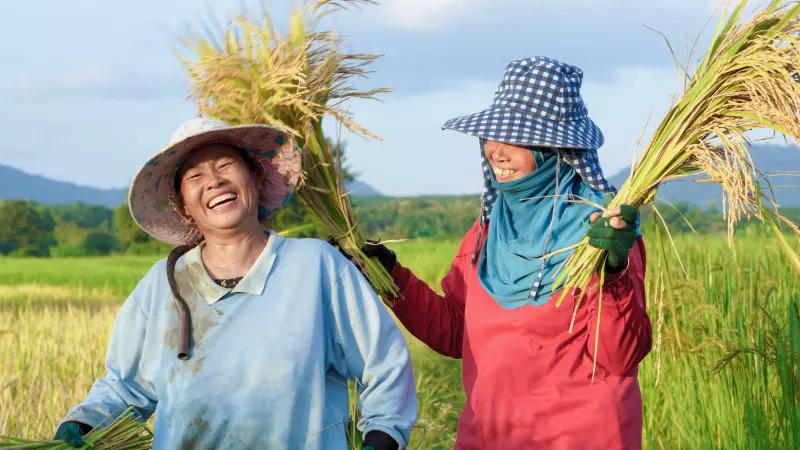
left=4, top=142, right=796, bottom=209
left=0, top=163, right=382, bottom=208
left=607, top=143, right=800, bottom=208
left=345, top=180, right=382, bottom=197
left=0, top=164, right=128, bottom=209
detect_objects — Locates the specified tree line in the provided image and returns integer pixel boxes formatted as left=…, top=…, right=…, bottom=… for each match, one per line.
left=0, top=196, right=797, bottom=257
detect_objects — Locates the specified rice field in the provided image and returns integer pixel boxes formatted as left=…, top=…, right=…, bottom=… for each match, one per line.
left=1, top=235, right=798, bottom=449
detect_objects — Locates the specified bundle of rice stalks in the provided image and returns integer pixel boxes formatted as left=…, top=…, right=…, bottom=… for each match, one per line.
left=556, top=0, right=800, bottom=308
left=174, top=0, right=398, bottom=298
left=0, top=408, right=152, bottom=449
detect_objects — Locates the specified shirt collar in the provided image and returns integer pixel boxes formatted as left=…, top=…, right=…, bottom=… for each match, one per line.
left=182, top=230, right=285, bottom=305
left=232, top=230, right=282, bottom=297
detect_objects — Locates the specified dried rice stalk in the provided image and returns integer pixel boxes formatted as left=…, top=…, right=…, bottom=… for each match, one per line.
left=174, top=0, right=398, bottom=298
left=556, top=0, right=800, bottom=308
left=0, top=408, right=152, bottom=449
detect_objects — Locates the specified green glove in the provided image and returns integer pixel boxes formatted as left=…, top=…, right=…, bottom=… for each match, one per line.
left=587, top=205, right=639, bottom=271
left=54, top=421, right=91, bottom=448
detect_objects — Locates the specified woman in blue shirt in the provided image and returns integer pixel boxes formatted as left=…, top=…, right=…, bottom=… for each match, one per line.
left=53, top=118, right=417, bottom=450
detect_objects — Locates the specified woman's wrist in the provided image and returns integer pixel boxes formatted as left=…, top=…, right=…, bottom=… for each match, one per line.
left=605, top=259, right=628, bottom=274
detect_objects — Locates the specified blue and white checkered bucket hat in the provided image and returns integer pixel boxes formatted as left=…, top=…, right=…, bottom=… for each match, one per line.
left=442, top=56, right=617, bottom=227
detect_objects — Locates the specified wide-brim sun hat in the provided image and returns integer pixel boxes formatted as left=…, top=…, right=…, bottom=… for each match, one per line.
left=442, top=56, right=616, bottom=199
left=129, top=118, right=301, bottom=245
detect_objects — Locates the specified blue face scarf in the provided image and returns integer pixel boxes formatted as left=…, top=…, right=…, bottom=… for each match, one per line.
left=477, top=148, right=604, bottom=308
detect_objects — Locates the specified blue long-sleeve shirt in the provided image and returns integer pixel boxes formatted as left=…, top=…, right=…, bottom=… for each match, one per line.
left=60, top=231, right=417, bottom=449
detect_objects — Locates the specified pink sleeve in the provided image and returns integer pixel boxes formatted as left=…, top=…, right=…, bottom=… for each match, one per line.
left=585, top=237, right=652, bottom=375
left=389, top=255, right=467, bottom=359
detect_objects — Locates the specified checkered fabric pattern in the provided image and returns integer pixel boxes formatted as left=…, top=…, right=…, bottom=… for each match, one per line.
left=459, top=57, right=619, bottom=283
left=561, top=148, right=617, bottom=194
left=528, top=271, right=545, bottom=301
left=448, top=57, right=618, bottom=223
left=443, top=57, right=606, bottom=151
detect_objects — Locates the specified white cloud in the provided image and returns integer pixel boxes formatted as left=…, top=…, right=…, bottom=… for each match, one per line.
left=376, top=0, right=723, bottom=32
left=7, top=63, right=183, bottom=102
left=381, top=0, right=473, bottom=30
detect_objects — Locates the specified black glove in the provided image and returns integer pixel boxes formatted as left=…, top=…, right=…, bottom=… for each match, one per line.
left=327, top=237, right=397, bottom=274
left=54, top=421, right=92, bottom=448
left=363, top=430, right=399, bottom=450
left=361, top=240, right=397, bottom=274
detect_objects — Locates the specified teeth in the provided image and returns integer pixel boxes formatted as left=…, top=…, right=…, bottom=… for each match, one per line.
left=493, top=167, right=514, bottom=177
left=207, top=193, right=237, bottom=209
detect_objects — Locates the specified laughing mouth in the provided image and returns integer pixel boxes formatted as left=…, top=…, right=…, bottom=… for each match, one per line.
left=207, top=192, right=238, bottom=209
left=493, top=167, right=516, bottom=178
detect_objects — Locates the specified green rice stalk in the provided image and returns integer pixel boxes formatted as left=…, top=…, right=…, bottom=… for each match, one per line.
left=652, top=204, right=686, bottom=350
left=345, top=378, right=364, bottom=450
left=173, top=0, right=398, bottom=299
left=0, top=407, right=152, bottom=449
left=555, top=0, right=800, bottom=310
left=653, top=240, right=666, bottom=385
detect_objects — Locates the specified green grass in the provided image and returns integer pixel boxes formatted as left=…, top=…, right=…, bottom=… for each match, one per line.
left=0, top=256, right=159, bottom=298
left=0, top=238, right=461, bottom=299
left=1, top=235, right=798, bottom=448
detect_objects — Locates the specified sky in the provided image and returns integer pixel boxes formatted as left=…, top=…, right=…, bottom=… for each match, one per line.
left=0, top=0, right=777, bottom=196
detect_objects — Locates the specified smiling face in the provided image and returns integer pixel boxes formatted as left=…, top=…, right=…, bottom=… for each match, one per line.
left=176, top=144, right=261, bottom=237
left=484, top=140, right=537, bottom=183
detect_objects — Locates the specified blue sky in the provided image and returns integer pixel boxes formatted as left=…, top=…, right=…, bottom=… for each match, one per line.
left=0, top=0, right=760, bottom=196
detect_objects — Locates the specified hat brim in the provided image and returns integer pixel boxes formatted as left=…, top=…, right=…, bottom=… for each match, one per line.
left=128, top=124, right=301, bottom=245
left=442, top=106, right=604, bottom=150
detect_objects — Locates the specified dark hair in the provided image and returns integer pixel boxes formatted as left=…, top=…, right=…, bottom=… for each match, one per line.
left=167, top=244, right=194, bottom=360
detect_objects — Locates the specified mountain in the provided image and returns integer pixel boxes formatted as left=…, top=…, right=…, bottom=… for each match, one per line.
left=4, top=142, right=795, bottom=209
left=0, top=164, right=128, bottom=209
left=607, top=144, right=800, bottom=208
left=0, top=164, right=383, bottom=209
left=345, top=180, right=382, bottom=197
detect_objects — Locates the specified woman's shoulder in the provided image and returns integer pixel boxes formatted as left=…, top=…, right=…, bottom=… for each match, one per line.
left=277, top=235, right=335, bottom=254
left=276, top=235, right=349, bottom=267
left=275, top=236, right=360, bottom=289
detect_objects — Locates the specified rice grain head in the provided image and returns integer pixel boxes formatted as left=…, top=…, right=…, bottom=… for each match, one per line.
left=174, top=0, right=398, bottom=299
left=556, top=0, right=800, bottom=309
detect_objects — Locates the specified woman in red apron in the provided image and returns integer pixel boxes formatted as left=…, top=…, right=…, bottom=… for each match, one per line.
left=361, top=56, right=651, bottom=450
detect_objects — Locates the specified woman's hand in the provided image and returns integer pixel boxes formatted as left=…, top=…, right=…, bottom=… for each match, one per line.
left=327, top=237, right=397, bottom=274
left=361, top=240, right=397, bottom=274
left=53, top=421, right=92, bottom=448
left=587, top=205, right=639, bottom=273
